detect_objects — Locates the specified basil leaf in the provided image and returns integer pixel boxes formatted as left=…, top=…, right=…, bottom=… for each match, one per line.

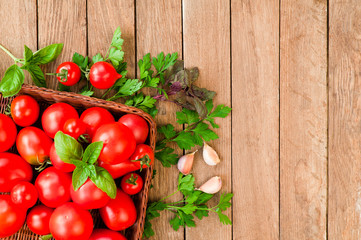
left=54, top=131, right=83, bottom=164
left=31, top=43, right=63, bottom=65
left=72, top=166, right=89, bottom=191
left=90, top=166, right=117, bottom=199
left=0, top=64, right=24, bottom=97
left=23, top=45, right=33, bottom=64
left=23, top=64, right=46, bottom=87
left=83, top=141, right=103, bottom=164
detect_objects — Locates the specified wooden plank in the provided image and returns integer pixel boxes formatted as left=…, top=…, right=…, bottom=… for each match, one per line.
left=136, top=0, right=183, bottom=239
left=328, top=1, right=361, bottom=239
left=231, top=0, right=279, bottom=239
left=183, top=0, right=231, bottom=239
left=38, top=0, right=87, bottom=90
left=0, top=0, right=37, bottom=84
left=280, top=0, right=327, bottom=239
left=88, top=0, right=135, bottom=98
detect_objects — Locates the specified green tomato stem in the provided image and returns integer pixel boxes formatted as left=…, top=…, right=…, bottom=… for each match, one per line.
left=0, top=44, right=21, bottom=63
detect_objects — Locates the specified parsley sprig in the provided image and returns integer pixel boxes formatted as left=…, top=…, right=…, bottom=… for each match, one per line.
left=143, top=173, right=233, bottom=238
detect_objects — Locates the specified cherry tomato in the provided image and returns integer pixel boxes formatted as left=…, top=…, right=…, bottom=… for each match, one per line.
left=80, top=107, right=115, bottom=140
left=98, top=160, right=138, bottom=179
left=16, top=127, right=53, bottom=165
left=26, top=205, right=54, bottom=235
left=89, top=61, right=122, bottom=89
left=0, top=113, right=17, bottom=152
left=121, top=173, right=143, bottom=195
left=89, top=229, right=126, bottom=240
left=10, top=95, right=40, bottom=127
left=0, top=195, right=27, bottom=238
left=56, top=62, right=81, bottom=86
left=10, top=181, right=38, bottom=209
left=50, top=202, right=93, bottom=240
left=93, top=122, right=136, bottom=164
left=130, top=144, right=154, bottom=170
left=70, top=178, right=110, bottom=209
left=50, top=143, right=75, bottom=172
left=63, top=118, right=87, bottom=140
left=0, top=152, right=33, bottom=192
left=99, top=189, right=137, bottom=231
left=35, top=167, right=72, bottom=208
left=42, top=102, right=79, bottom=138
left=118, top=114, right=149, bottom=144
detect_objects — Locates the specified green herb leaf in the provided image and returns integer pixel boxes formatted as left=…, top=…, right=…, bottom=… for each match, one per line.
left=108, top=48, right=124, bottom=66
left=54, top=131, right=83, bottom=164
left=178, top=173, right=195, bottom=196
left=0, top=64, right=24, bottom=97
left=138, top=53, right=151, bottom=79
left=92, top=53, right=104, bottom=64
left=114, top=79, right=142, bottom=97
left=72, top=166, right=89, bottom=191
left=176, top=108, right=199, bottom=125
left=80, top=90, right=94, bottom=97
left=191, top=122, right=218, bottom=142
left=72, top=52, right=89, bottom=70
left=194, top=207, right=209, bottom=220
left=23, top=45, right=33, bottom=64
left=31, top=43, right=63, bottom=65
left=23, top=64, right=46, bottom=87
left=216, top=210, right=232, bottom=225
left=158, top=124, right=176, bottom=139
left=208, top=104, right=232, bottom=118
left=90, top=166, right=117, bottom=199
left=58, top=82, right=70, bottom=92
left=110, top=27, right=124, bottom=50
left=169, top=215, right=182, bottom=231
left=82, top=141, right=103, bottom=164
left=173, top=131, right=195, bottom=150
left=154, top=146, right=178, bottom=167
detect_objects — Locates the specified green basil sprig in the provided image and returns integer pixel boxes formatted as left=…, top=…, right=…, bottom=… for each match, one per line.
left=0, top=43, right=63, bottom=97
left=54, top=131, right=117, bottom=199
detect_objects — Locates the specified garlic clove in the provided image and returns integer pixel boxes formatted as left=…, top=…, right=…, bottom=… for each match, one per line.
left=198, top=176, right=222, bottom=194
left=203, top=142, right=220, bottom=166
left=177, top=150, right=197, bottom=175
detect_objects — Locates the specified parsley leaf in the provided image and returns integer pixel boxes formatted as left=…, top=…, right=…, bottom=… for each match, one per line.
left=176, top=108, right=200, bottom=125
left=92, top=53, right=104, bottom=64
left=154, top=146, right=178, bottom=167
left=173, top=131, right=195, bottom=150
left=158, top=124, right=176, bottom=139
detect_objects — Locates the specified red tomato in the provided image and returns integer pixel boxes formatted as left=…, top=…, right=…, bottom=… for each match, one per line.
left=89, top=62, right=122, bottom=89
left=118, top=114, right=149, bottom=144
left=130, top=144, right=154, bottom=170
left=93, top=122, right=136, bottom=164
left=16, top=127, right=53, bottom=165
left=99, top=189, right=137, bottom=231
left=63, top=118, right=87, bottom=140
left=98, top=160, right=138, bottom=179
left=42, top=102, right=79, bottom=138
left=10, top=95, right=40, bottom=127
left=0, top=113, right=17, bottom=152
left=80, top=107, right=115, bottom=140
left=50, top=143, right=75, bottom=172
left=120, top=173, right=143, bottom=195
left=0, top=195, right=27, bottom=238
left=89, top=229, right=126, bottom=240
left=56, top=62, right=81, bottom=86
left=10, top=181, right=38, bottom=209
left=50, top=202, right=93, bottom=240
left=70, top=178, right=110, bottom=209
left=26, top=205, right=54, bottom=235
left=0, top=152, right=33, bottom=192
left=35, top=167, right=72, bottom=208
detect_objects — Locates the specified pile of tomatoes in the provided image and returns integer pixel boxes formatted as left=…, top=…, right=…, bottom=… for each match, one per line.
left=0, top=94, right=154, bottom=240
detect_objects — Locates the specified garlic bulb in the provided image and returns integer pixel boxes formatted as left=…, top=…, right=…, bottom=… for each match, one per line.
left=202, top=142, right=220, bottom=166
left=177, top=150, right=197, bottom=175
left=198, top=176, right=222, bottom=194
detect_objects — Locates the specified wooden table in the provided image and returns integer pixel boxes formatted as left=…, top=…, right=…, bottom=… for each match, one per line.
left=0, top=0, right=359, bottom=239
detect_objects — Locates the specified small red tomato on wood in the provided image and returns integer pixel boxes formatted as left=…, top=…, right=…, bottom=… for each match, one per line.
left=10, top=95, right=40, bottom=127
left=99, top=189, right=137, bottom=231
left=16, top=126, right=53, bottom=165
left=55, top=62, right=81, bottom=86
left=121, top=173, right=143, bottom=195
left=89, top=61, right=121, bottom=89
left=89, top=229, right=127, bottom=240
left=63, top=118, right=87, bottom=140
left=35, top=167, right=72, bottom=208
left=0, top=195, right=27, bottom=238
left=118, top=114, right=149, bottom=144
left=26, top=205, right=54, bottom=235
left=10, top=181, right=38, bottom=209
left=0, top=113, right=17, bottom=152
left=50, top=202, right=94, bottom=240
left=50, top=143, right=75, bottom=172
left=80, top=107, right=115, bottom=140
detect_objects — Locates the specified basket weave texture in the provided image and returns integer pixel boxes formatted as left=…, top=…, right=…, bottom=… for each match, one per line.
left=0, top=84, right=156, bottom=240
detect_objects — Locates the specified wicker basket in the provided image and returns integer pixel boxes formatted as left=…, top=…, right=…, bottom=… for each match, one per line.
left=0, top=84, right=156, bottom=240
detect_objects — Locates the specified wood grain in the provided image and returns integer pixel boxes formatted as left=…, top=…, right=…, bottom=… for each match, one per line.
left=38, top=0, right=87, bottom=90
left=136, top=0, right=183, bottom=239
left=88, top=0, right=135, bottom=98
left=0, top=0, right=37, bottom=84
left=280, top=0, right=327, bottom=239
left=231, top=0, right=279, bottom=239
left=328, top=1, right=361, bottom=239
left=183, top=0, right=232, bottom=239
